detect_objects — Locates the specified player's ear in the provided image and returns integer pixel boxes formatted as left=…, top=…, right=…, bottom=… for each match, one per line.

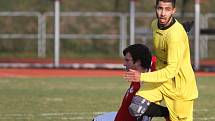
left=172, top=8, right=176, bottom=14
left=134, top=60, right=142, bottom=71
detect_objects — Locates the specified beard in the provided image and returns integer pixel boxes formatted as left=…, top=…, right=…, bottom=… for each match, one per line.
left=157, top=14, right=173, bottom=28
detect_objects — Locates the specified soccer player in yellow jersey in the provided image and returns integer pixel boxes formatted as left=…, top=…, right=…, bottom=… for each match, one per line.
left=124, top=0, right=198, bottom=121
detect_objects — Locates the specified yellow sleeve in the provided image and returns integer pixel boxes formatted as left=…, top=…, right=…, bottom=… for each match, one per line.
left=151, top=20, right=157, bottom=30
left=140, top=30, right=185, bottom=83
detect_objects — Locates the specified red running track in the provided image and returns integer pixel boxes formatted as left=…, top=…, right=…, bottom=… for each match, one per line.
left=0, top=68, right=214, bottom=78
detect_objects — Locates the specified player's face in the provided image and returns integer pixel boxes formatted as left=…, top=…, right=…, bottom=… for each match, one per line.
left=123, top=52, right=135, bottom=71
left=155, top=1, right=176, bottom=26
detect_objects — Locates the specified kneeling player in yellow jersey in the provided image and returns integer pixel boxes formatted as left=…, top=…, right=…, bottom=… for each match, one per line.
left=124, top=0, right=198, bottom=121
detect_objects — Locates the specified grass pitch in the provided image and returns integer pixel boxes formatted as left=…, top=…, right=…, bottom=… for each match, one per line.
left=0, top=76, right=214, bottom=121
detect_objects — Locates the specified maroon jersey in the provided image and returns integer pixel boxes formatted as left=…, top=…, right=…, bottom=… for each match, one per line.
left=114, top=56, right=156, bottom=121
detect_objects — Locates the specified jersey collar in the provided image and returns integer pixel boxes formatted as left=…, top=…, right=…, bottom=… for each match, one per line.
left=157, top=18, right=176, bottom=30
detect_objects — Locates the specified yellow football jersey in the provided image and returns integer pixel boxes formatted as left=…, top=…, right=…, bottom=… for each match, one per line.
left=137, top=19, right=198, bottom=100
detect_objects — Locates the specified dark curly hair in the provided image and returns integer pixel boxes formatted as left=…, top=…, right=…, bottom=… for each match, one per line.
left=123, top=44, right=152, bottom=70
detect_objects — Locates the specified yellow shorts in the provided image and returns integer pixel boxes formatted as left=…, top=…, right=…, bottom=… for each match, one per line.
left=165, top=97, right=194, bottom=121
left=136, top=83, right=194, bottom=121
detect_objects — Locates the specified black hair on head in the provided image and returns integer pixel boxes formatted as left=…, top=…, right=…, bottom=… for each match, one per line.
left=156, top=0, right=176, bottom=8
left=123, top=44, right=152, bottom=70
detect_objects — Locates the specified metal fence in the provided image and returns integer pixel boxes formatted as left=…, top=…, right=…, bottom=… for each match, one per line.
left=0, top=11, right=214, bottom=69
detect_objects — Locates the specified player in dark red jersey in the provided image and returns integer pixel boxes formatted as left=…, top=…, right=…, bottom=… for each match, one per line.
left=93, top=44, right=169, bottom=121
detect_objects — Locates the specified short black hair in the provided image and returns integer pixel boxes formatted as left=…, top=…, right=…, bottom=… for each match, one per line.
left=156, top=0, right=176, bottom=8
left=123, top=44, right=152, bottom=70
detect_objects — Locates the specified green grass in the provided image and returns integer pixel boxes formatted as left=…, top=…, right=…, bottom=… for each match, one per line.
left=0, top=76, right=214, bottom=121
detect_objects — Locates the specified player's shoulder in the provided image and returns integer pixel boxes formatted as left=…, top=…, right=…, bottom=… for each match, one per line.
left=168, top=19, right=187, bottom=37
left=151, top=19, right=158, bottom=30
left=167, top=20, right=188, bottom=43
left=172, top=19, right=185, bottom=31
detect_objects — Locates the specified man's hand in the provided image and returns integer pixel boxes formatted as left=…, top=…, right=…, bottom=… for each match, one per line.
left=124, top=69, right=141, bottom=82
